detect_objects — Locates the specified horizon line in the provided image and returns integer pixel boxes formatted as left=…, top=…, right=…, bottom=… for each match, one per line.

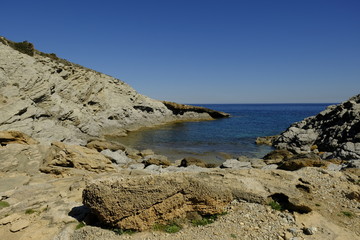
left=184, top=102, right=338, bottom=105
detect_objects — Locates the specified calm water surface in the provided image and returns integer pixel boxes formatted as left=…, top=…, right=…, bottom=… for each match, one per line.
left=113, top=104, right=333, bottom=164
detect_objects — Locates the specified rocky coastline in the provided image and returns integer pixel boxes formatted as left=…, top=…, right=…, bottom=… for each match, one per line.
left=0, top=38, right=359, bottom=240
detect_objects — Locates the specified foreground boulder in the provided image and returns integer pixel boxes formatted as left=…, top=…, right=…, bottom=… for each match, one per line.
left=83, top=174, right=232, bottom=231
left=274, top=94, right=360, bottom=159
left=82, top=169, right=319, bottom=232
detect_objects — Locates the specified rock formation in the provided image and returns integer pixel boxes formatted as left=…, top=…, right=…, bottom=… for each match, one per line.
left=0, top=37, right=228, bottom=145
left=83, top=174, right=233, bottom=231
left=274, top=94, right=360, bottom=159
left=0, top=131, right=359, bottom=240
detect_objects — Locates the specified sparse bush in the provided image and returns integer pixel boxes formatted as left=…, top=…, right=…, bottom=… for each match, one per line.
left=12, top=41, right=34, bottom=56
left=269, top=200, right=282, bottom=211
left=0, top=201, right=10, bottom=209
left=341, top=211, right=354, bottom=218
left=25, top=209, right=36, bottom=214
left=191, top=213, right=227, bottom=226
left=153, top=222, right=182, bottom=233
left=75, top=222, right=86, bottom=230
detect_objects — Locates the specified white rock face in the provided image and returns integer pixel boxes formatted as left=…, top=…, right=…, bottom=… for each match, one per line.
left=0, top=42, right=216, bottom=144
left=274, top=94, right=360, bottom=159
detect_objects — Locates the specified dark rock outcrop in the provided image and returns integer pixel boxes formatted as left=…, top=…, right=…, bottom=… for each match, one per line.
left=179, top=157, right=207, bottom=168
left=162, top=101, right=230, bottom=119
left=274, top=94, right=360, bottom=159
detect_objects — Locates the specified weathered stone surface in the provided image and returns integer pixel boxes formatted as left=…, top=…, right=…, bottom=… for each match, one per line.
left=83, top=174, right=233, bottom=231
left=100, top=149, right=133, bottom=165
left=0, top=213, right=21, bottom=225
left=347, top=160, right=360, bottom=169
left=220, top=159, right=252, bottom=169
left=263, top=149, right=294, bottom=164
left=86, top=139, right=126, bottom=152
left=0, top=131, right=38, bottom=145
left=142, top=154, right=170, bottom=167
left=179, top=157, right=207, bottom=168
left=236, top=156, right=266, bottom=168
left=274, top=94, right=360, bottom=159
left=255, top=135, right=278, bottom=145
left=41, top=142, right=115, bottom=173
left=0, top=143, right=48, bottom=175
left=278, top=159, right=330, bottom=171
left=10, top=219, right=30, bottom=232
left=140, top=149, right=155, bottom=157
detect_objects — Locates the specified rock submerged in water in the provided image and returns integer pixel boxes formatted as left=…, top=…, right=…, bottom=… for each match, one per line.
left=273, top=94, right=360, bottom=159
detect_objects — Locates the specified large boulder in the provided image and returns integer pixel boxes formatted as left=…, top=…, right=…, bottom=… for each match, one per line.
left=83, top=174, right=232, bottom=231
left=82, top=168, right=317, bottom=231
left=274, top=94, right=360, bottom=159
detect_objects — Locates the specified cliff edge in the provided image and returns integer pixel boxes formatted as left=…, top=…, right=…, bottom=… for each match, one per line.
left=0, top=37, right=228, bottom=145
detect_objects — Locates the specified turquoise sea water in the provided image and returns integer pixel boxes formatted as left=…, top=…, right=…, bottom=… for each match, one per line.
left=115, top=104, right=333, bottom=163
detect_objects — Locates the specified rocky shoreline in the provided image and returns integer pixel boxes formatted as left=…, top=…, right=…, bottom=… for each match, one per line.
left=1, top=38, right=359, bottom=240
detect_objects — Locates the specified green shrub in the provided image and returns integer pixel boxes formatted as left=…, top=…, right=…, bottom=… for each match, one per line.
left=75, top=222, right=86, bottom=230
left=341, top=211, right=354, bottom=218
left=230, top=233, right=237, bottom=238
left=25, top=209, right=36, bottom=214
left=191, top=213, right=227, bottom=226
left=153, top=222, right=182, bottom=233
left=191, top=217, right=215, bottom=226
left=0, top=201, right=10, bottom=209
left=12, top=41, right=34, bottom=56
left=268, top=200, right=282, bottom=211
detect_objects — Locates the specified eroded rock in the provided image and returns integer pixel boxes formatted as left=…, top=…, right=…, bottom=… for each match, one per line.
left=83, top=174, right=232, bottom=231
left=0, top=131, right=38, bottom=145
left=41, top=142, right=116, bottom=173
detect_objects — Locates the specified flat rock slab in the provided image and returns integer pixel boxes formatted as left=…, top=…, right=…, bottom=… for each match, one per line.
left=10, top=219, right=30, bottom=232
left=0, top=213, right=21, bottom=225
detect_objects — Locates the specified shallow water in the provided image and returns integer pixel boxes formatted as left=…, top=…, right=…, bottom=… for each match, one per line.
left=112, top=103, right=332, bottom=163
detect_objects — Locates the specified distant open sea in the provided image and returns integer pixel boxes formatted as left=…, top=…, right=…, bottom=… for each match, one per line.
left=115, top=103, right=334, bottom=164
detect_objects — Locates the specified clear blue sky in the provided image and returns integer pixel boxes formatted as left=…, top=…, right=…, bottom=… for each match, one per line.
left=1, top=0, right=359, bottom=103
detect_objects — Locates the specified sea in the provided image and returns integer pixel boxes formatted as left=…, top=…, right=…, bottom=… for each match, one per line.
left=114, top=103, right=334, bottom=164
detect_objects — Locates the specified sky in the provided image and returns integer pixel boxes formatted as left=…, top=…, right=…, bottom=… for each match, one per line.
left=1, top=0, right=359, bottom=104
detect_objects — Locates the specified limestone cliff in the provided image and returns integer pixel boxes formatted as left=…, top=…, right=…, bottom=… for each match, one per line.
left=0, top=37, right=227, bottom=145
left=274, top=94, right=360, bottom=159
